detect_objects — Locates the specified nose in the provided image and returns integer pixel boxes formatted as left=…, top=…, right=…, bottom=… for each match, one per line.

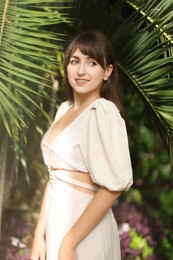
left=77, top=62, right=86, bottom=75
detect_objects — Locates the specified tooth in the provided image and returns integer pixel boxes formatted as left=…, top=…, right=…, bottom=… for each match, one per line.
left=77, top=80, right=87, bottom=82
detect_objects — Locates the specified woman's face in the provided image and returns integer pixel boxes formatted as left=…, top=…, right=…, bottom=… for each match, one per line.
left=67, top=48, right=112, bottom=98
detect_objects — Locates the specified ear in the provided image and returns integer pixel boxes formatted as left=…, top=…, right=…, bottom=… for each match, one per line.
left=103, top=64, right=113, bottom=81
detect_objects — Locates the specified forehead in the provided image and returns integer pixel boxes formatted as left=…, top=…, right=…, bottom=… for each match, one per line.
left=70, top=48, right=91, bottom=59
left=66, top=44, right=106, bottom=68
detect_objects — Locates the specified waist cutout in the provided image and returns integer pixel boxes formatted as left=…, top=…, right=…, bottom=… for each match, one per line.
left=48, top=168, right=99, bottom=192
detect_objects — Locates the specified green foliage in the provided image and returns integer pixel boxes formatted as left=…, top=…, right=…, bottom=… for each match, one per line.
left=17, top=249, right=26, bottom=257
left=160, top=237, right=173, bottom=259
left=0, top=0, right=72, bottom=135
left=129, top=229, right=154, bottom=258
left=125, top=88, right=173, bottom=258
left=128, top=189, right=143, bottom=206
left=0, top=0, right=73, bottom=232
left=72, top=0, right=173, bottom=168
left=160, top=189, right=173, bottom=217
left=0, top=1, right=173, bottom=259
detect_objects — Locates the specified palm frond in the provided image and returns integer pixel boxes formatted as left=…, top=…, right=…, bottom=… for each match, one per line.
left=0, top=0, right=72, bottom=135
left=72, top=0, right=173, bottom=168
left=113, top=0, right=173, bottom=166
left=0, top=0, right=73, bottom=232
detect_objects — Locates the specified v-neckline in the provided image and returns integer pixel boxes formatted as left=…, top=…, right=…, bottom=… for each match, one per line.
left=46, top=98, right=103, bottom=146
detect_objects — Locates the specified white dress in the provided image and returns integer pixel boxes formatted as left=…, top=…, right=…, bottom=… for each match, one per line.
left=41, top=98, right=133, bottom=260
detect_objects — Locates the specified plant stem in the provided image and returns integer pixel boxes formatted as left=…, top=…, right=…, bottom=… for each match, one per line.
left=0, top=0, right=10, bottom=46
left=125, top=0, right=173, bottom=44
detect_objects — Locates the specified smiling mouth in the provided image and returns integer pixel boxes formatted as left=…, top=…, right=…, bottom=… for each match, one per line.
left=75, top=79, right=89, bottom=83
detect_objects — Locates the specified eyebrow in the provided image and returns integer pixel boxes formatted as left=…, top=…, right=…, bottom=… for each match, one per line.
left=70, top=55, right=94, bottom=60
left=70, top=55, right=79, bottom=59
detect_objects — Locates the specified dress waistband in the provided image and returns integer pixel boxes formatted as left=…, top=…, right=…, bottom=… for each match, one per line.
left=48, top=169, right=99, bottom=192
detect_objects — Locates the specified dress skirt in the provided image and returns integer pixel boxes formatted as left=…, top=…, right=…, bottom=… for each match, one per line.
left=45, top=179, right=121, bottom=260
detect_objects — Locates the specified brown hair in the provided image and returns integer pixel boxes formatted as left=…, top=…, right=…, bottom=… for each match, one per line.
left=63, top=31, right=126, bottom=122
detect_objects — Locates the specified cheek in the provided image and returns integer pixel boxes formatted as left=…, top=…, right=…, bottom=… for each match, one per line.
left=67, top=70, right=72, bottom=81
left=66, top=69, right=74, bottom=84
left=67, top=65, right=75, bottom=76
left=96, top=71, right=106, bottom=82
left=66, top=65, right=70, bottom=75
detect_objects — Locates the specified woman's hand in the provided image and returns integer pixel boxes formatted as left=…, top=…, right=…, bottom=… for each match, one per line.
left=58, top=238, right=78, bottom=260
left=30, top=236, right=46, bottom=260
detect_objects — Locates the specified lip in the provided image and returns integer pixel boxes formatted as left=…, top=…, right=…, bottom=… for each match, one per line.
left=75, top=79, right=90, bottom=85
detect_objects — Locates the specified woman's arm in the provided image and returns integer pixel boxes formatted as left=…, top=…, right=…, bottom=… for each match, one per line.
left=58, top=187, right=121, bottom=260
left=30, top=181, right=49, bottom=260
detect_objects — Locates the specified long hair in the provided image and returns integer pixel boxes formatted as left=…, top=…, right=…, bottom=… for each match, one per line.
left=63, top=31, right=126, bottom=122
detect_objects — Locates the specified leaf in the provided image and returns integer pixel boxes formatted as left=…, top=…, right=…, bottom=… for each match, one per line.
left=73, top=0, right=173, bottom=167
left=0, top=0, right=72, bottom=132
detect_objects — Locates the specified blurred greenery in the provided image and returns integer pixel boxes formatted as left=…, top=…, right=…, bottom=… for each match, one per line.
left=129, top=229, right=154, bottom=258
left=0, top=0, right=173, bottom=259
left=0, top=0, right=72, bottom=229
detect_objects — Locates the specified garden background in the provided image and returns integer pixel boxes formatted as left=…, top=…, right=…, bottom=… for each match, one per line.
left=0, top=0, right=173, bottom=259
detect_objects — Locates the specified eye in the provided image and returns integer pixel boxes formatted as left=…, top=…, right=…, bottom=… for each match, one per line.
left=88, top=60, right=97, bottom=67
left=88, top=60, right=97, bottom=66
left=89, top=61, right=97, bottom=66
left=69, top=59, right=79, bottom=65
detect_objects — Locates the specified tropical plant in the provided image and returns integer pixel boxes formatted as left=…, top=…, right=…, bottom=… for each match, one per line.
left=0, top=0, right=173, bottom=258
left=69, top=1, right=173, bottom=257
left=71, top=0, right=173, bottom=168
left=0, top=0, right=72, bottom=230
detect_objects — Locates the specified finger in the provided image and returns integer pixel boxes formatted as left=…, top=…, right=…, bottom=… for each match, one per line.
left=40, top=250, right=46, bottom=260
left=40, top=254, right=46, bottom=260
left=30, top=253, right=40, bottom=260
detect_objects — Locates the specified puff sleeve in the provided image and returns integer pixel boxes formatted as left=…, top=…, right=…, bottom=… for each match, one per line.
left=80, top=100, right=133, bottom=191
left=54, top=101, right=72, bottom=121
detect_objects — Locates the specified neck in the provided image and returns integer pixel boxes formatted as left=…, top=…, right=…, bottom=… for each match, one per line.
left=73, top=93, right=101, bottom=110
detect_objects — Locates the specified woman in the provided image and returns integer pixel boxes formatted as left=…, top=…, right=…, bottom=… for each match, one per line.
left=31, top=31, right=133, bottom=260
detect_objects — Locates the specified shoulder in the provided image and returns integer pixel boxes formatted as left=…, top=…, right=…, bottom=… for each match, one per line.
left=58, top=100, right=72, bottom=110
left=54, top=100, right=72, bottom=120
left=90, top=98, right=121, bottom=117
left=57, top=100, right=73, bottom=114
left=89, top=98, right=125, bottom=130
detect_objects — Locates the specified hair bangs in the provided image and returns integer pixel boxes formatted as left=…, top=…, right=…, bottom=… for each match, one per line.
left=65, top=36, right=106, bottom=69
left=77, top=42, right=105, bottom=68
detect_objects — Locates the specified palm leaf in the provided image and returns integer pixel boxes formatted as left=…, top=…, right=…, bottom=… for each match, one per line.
left=113, top=0, right=173, bottom=166
left=0, top=0, right=73, bottom=231
left=72, top=0, right=173, bottom=168
left=0, top=0, right=72, bottom=135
